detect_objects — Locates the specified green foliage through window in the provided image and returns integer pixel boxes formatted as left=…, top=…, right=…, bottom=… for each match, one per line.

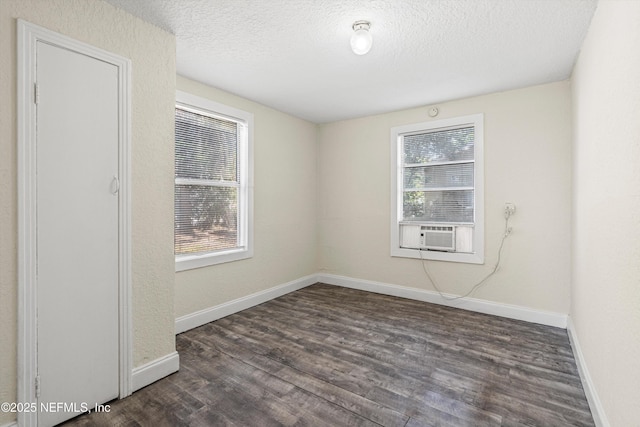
left=402, top=126, right=475, bottom=223
left=175, top=107, right=240, bottom=255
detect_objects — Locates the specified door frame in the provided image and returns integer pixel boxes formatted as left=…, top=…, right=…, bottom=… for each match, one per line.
left=17, top=20, right=132, bottom=426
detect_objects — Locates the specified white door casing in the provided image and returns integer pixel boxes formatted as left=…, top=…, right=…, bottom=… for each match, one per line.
left=17, top=20, right=132, bottom=427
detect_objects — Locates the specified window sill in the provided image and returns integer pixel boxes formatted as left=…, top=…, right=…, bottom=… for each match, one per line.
left=391, top=247, right=484, bottom=264
left=175, top=247, right=253, bottom=272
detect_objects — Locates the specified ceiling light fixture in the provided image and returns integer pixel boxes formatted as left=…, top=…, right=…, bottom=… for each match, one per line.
left=350, top=20, right=372, bottom=55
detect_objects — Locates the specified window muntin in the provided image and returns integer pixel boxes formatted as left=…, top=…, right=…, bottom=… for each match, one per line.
left=175, top=91, right=253, bottom=270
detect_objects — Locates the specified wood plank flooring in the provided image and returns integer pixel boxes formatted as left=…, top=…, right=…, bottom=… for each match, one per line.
left=62, top=283, right=594, bottom=426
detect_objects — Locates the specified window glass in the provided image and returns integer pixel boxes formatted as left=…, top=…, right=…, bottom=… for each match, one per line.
left=174, top=91, right=253, bottom=270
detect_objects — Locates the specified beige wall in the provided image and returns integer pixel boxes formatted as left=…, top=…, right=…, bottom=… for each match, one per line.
left=3, top=1, right=637, bottom=425
left=318, top=82, right=573, bottom=313
left=174, top=76, right=318, bottom=317
left=571, top=1, right=640, bottom=425
left=0, top=0, right=176, bottom=423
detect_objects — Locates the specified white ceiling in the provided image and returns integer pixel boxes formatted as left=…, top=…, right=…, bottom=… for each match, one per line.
left=103, top=0, right=598, bottom=123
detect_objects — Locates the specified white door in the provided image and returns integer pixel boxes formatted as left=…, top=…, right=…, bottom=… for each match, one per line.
left=35, top=41, right=120, bottom=426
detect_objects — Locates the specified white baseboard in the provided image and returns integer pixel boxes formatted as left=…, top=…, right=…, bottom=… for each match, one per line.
left=317, top=273, right=568, bottom=328
left=175, top=273, right=567, bottom=335
left=175, top=274, right=318, bottom=334
left=131, top=351, right=180, bottom=392
left=566, top=317, right=609, bottom=427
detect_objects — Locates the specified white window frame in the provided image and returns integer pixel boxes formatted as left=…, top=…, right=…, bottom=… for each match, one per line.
left=175, top=91, right=253, bottom=271
left=390, top=114, right=484, bottom=264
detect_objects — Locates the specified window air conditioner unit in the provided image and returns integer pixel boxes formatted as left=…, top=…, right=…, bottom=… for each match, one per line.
left=420, top=225, right=455, bottom=251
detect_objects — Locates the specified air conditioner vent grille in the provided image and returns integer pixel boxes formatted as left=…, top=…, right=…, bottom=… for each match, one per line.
left=423, top=225, right=454, bottom=232
left=420, top=225, right=455, bottom=251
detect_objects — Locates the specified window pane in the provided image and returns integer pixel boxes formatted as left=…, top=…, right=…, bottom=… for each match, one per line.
left=175, top=108, right=237, bottom=181
left=403, top=190, right=474, bottom=223
left=175, top=184, right=238, bottom=255
left=404, top=163, right=474, bottom=189
left=404, top=126, right=474, bottom=164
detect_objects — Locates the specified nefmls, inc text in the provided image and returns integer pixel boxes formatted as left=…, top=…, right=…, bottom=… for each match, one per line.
left=1, top=401, right=111, bottom=413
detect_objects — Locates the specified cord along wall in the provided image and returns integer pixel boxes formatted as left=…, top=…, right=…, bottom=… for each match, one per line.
left=419, top=203, right=515, bottom=300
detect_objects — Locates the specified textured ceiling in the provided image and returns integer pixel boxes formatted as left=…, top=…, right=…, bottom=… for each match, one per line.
left=103, top=0, right=598, bottom=123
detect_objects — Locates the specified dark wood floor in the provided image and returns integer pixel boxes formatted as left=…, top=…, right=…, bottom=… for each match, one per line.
left=63, top=283, right=594, bottom=426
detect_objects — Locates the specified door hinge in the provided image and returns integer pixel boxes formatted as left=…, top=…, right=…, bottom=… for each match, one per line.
left=34, top=83, right=40, bottom=105
left=35, top=375, right=40, bottom=398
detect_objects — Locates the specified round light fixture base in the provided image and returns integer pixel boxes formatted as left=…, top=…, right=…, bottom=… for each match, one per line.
left=350, top=20, right=372, bottom=55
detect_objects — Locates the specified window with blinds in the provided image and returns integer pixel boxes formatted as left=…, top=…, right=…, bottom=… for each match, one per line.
left=174, top=91, right=253, bottom=270
left=391, top=114, right=484, bottom=264
left=402, top=126, right=475, bottom=223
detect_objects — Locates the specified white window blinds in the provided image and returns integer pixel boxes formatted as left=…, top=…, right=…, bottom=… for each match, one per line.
left=175, top=107, right=241, bottom=255
left=402, top=126, right=475, bottom=223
